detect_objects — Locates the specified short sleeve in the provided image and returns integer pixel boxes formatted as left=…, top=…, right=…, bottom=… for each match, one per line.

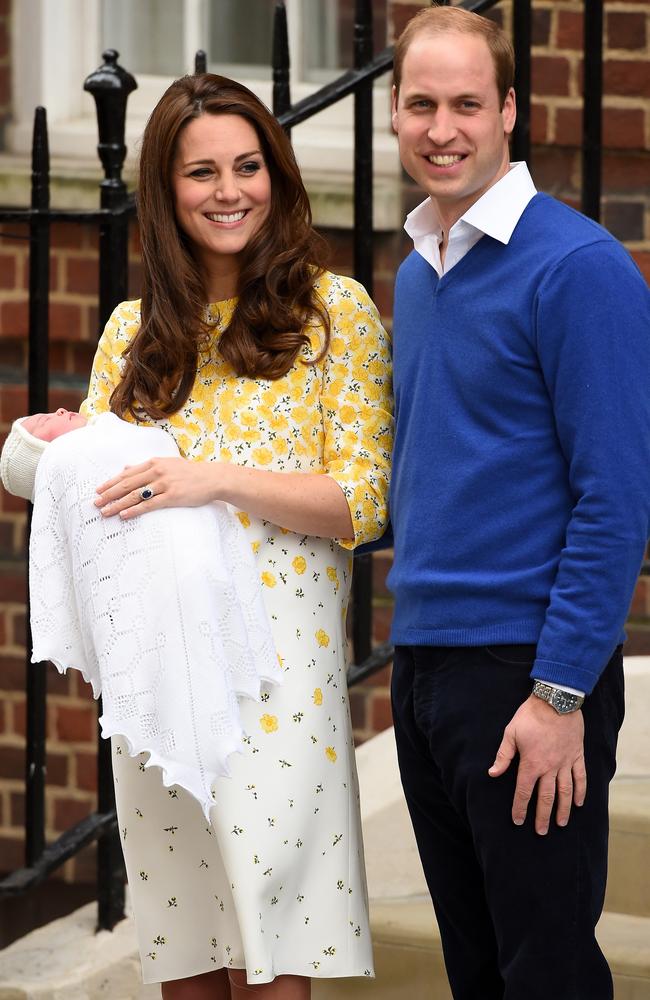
left=319, top=275, right=393, bottom=549
left=79, top=300, right=142, bottom=419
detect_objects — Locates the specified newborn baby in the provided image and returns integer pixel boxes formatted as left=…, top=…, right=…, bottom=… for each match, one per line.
left=0, top=409, right=281, bottom=817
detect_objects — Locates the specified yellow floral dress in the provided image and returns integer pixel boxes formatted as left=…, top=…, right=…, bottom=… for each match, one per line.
left=80, top=271, right=393, bottom=986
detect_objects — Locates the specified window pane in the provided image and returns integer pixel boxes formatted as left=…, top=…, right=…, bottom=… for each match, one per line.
left=101, top=0, right=185, bottom=77
left=208, top=0, right=275, bottom=77
left=302, top=0, right=387, bottom=82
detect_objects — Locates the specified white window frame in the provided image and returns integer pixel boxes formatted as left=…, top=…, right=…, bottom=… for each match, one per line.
left=8, top=0, right=401, bottom=227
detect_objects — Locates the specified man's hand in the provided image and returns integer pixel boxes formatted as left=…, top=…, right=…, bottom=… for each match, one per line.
left=488, top=694, right=586, bottom=835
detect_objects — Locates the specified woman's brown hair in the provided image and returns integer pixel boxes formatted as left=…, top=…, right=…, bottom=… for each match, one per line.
left=111, top=74, right=330, bottom=420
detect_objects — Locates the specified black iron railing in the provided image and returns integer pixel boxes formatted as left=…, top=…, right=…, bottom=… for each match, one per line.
left=0, top=0, right=604, bottom=934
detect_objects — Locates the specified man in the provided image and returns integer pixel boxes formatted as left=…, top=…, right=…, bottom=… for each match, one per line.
left=388, top=6, right=650, bottom=999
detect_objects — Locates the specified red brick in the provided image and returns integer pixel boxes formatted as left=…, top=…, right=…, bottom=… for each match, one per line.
left=372, top=552, right=393, bottom=600
left=65, top=257, right=99, bottom=295
left=555, top=107, right=583, bottom=146
left=530, top=102, right=549, bottom=145
left=0, top=518, right=14, bottom=558
left=0, top=301, right=28, bottom=338
left=49, top=302, right=84, bottom=342
left=360, top=661, right=392, bottom=689
left=47, top=750, right=70, bottom=787
left=607, top=11, right=647, bottom=50
left=631, top=251, right=650, bottom=283
left=50, top=392, right=86, bottom=421
left=128, top=261, right=144, bottom=299
left=556, top=10, right=583, bottom=50
left=605, top=59, right=650, bottom=98
left=11, top=699, right=25, bottom=738
left=0, top=655, right=25, bottom=692
left=370, top=603, right=393, bottom=644
left=0, top=340, right=25, bottom=367
left=370, top=693, right=393, bottom=733
left=370, top=276, right=395, bottom=321
left=9, top=609, right=27, bottom=650
left=0, top=835, right=24, bottom=875
left=54, top=704, right=96, bottom=743
left=623, top=627, right=650, bottom=656
left=51, top=223, right=85, bottom=251
left=76, top=752, right=98, bottom=792
left=0, top=252, right=17, bottom=288
left=71, top=342, right=97, bottom=377
left=53, top=795, right=93, bottom=831
left=630, top=575, right=650, bottom=616
left=349, top=689, right=367, bottom=731
left=391, top=4, right=422, bottom=41
left=532, top=9, right=551, bottom=47
left=0, top=0, right=10, bottom=21
left=532, top=55, right=571, bottom=96
left=603, top=107, right=646, bottom=150
left=48, top=341, right=68, bottom=372
left=0, top=385, right=28, bottom=424
left=533, top=147, right=580, bottom=195
left=0, top=744, right=24, bottom=780
left=47, top=665, right=74, bottom=696
left=604, top=151, right=650, bottom=193
left=10, top=791, right=24, bottom=826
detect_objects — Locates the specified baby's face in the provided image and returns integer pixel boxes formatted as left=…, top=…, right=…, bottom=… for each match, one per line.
left=23, top=409, right=87, bottom=442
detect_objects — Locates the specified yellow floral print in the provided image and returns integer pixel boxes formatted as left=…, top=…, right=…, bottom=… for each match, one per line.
left=261, top=572, right=277, bottom=588
left=79, top=271, right=393, bottom=551
left=237, top=512, right=251, bottom=528
left=313, top=688, right=323, bottom=706
left=292, top=556, right=307, bottom=575
left=326, top=566, right=339, bottom=590
left=325, top=747, right=337, bottom=763
left=315, top=629, right=330, bottom=648
left=260, top=714, right=279, bottom=734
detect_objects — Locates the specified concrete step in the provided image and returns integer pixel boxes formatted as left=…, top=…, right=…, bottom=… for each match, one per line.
left=313, top=900, right=650, bottom=1000
left=607, top=778, right=650, bottom=919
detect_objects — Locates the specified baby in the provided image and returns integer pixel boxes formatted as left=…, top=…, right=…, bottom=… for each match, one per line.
left=0, top=410, right=281, bottom=817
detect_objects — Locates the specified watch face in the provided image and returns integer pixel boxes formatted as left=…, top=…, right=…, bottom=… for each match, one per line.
left=551, top=689, right=579, bottom=714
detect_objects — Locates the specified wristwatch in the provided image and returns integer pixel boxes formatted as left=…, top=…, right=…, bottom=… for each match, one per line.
left=532, top=681, right=584, bottom=715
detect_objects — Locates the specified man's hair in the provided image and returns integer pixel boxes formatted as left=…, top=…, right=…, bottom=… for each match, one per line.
left=393, top=5, right=515, bottom=108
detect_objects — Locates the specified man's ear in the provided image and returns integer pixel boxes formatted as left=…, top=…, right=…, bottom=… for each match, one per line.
left=502, top=86, right=516, bottom=137
left=391, top=84, right=399, bottom=133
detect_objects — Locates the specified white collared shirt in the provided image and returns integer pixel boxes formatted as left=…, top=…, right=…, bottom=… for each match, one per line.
left=403, top=162, right=585, bottom=700
left=404, top=161, right=537, bottom=278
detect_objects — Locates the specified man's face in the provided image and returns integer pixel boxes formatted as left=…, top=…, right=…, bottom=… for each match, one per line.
left=392, top=30, right=516, bottom=226
left=23, top=409, right=86, bottom=442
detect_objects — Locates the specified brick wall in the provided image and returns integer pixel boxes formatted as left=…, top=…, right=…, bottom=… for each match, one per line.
left=1, top=0, right=649, bottom=880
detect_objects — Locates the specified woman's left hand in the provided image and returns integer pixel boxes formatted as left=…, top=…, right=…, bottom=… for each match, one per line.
left=95, top=457, right=220, bottom=519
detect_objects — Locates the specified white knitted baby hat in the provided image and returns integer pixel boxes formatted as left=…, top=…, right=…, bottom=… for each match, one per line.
left=0, top=418, right=49, bottom=501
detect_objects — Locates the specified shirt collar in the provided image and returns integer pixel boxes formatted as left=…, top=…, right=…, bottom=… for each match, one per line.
left=404, top=162, right=537, bottom=247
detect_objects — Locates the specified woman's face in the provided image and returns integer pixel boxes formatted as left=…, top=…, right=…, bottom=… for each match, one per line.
left=172, top=113, right=272, bottom=275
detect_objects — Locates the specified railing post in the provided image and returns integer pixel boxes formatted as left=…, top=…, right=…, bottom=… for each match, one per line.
left=352, top=0, right=374, bottom=667
left=195, top=49, right=207, bottom=74
left=24, top=106, right=50, bottom=868
left=84, top=49, right=137, bottom=331
left=83, top=49, right=137, bottom=931
left=272, top=2, right=292, bottom=133
left=581, top=0, right=603, bottom=221
left=511, top=0, right=532, bottom=165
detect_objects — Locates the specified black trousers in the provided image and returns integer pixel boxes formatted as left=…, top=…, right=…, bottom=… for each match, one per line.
left=391, top=644, right=624, bottom=1000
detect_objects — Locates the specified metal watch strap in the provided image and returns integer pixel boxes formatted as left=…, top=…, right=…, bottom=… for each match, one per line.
left=532, top=680, right=585, bottom=714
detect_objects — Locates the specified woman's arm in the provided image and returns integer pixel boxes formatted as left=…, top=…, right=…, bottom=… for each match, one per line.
left=95, top=457, right=354, bottom=540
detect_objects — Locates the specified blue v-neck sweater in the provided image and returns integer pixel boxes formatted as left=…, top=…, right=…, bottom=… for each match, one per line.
left=388, top=193, right=650, bottom=694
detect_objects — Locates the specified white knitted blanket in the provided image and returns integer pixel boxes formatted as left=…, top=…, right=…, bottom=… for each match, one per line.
left=29, top=412, right=281, bottom=817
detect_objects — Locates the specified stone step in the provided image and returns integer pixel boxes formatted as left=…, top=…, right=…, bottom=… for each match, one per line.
left=607, top=778, right=650, bottom=919
left=312, top=901, right=650, bottom=1000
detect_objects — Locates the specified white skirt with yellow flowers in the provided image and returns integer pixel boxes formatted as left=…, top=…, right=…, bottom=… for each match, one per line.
left=112, top=524, right=374, bottom=986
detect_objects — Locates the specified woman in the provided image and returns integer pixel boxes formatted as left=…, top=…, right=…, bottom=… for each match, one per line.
left=82, top=75, right=392, bottom=999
